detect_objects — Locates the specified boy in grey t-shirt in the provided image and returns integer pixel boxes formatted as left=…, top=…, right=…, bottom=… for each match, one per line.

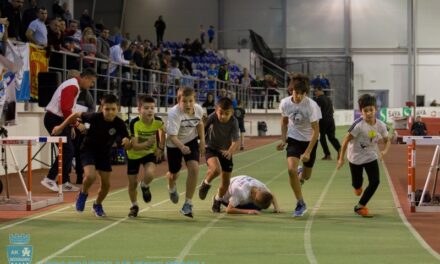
left=198, top=97, right=240, bottom=213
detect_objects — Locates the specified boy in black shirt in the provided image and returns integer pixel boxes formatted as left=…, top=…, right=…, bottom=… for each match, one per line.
left=234, top=99, right=246, bottom=150
left=411, top=116, right=427, bottom=136
left=52, top=94, right=130, bottom=217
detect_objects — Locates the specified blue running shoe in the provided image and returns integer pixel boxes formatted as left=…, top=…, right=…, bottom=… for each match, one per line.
left=92, top=203, right=106, bottom=217
left=75, top=192, right=88, bottom=212
left=293, top=201, right=307, bottom=217
left=180, top=202, right=193, bottom=218
left=169, top=189, right=179, bottom=204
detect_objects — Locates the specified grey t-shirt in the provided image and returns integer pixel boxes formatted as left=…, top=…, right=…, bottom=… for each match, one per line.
left=205, top=113, right=239, bottom=150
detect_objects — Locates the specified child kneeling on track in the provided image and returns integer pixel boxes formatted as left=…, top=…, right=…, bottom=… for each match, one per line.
left=337, top=94, right=391, bottom=217
left=215, top=175, right=281, bottom=215
left=52, top=94, right=130, bottom=217
left=126, top=95, right=165, bottom=217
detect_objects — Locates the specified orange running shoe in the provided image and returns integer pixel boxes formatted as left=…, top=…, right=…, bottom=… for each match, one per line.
left=354, top=188, right=363, bottom=196
left=354, top=205, right=371, bottom=217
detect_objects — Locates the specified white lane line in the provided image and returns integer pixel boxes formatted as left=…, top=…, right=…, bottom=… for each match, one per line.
left=382, top=161, right=440, bottom=261
left=144, top=256, right=176, bottom=259
left=35, top=141, right=280, bottom=262
left=304, top=169, right=338, bottom=264
left=175, top=168, right=287, bottom=262
left=36, top=195, right=174, bottom=264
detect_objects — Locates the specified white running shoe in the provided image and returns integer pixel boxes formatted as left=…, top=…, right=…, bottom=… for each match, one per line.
left=62, top=182, right=80, bottom=192
left=40, top=177, right=59, bottom=192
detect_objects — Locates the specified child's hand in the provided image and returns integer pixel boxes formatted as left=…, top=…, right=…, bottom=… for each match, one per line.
left=300, top=152, right=310, bottom=162
left=273, top=208, right=282, bottom=214
left=247, top=210, right=261, bottom=215
left=221, top=150, right=232, bottom=160
left=154, top=148, right=163, bottom=162
left=146, top=136, right=156, bottom=147
left=336, top=159, right=344, bottom=170
left=76, top=123, right=86, bottom=134
left=121, top=138, right=131, bottom=150
left=276, top=141, right=286, bottom=151
left=181, top=145, right=191, bottom=155
left=51, top=125, right=63, bottom=136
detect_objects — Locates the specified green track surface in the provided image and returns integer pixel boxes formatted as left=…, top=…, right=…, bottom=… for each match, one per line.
left=1, top=126, right=439, bottom=264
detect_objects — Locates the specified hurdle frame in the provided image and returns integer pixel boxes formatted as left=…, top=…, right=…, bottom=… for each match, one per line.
left=404, top=136, right=440, bottom=213
left=0, top=136, right=66, bottom=211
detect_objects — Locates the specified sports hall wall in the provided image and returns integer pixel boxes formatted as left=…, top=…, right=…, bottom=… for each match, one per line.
left=123, top=0, right=440, bottom=107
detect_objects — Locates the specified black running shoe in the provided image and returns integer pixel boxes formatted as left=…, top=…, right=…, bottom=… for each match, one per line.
left=198, top=181, right=211, bottom=200
left=140, top=185, right=152, bottom=203
left=211, top=196, right=222, bottom=213
left=128, top=205, right=139, bottom=218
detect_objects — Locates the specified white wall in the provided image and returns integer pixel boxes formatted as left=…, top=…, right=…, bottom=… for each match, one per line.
left=217, top=49, right=251, bottom=71
left=286, top=0, right=345, bottom=49
left=416, top=0, right=440, bottom=48
left=123, top=0, right=218, bottom=42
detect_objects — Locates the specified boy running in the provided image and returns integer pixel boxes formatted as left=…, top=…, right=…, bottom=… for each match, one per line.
left=166, top=87, right=205, bottom=218
left=198, top=97, right=240, bottom=212
left=337, top=94, right=390, bottom=217
left=52, top=94, right=130, bottom=217
left=126, top=95, right=165, bottom=217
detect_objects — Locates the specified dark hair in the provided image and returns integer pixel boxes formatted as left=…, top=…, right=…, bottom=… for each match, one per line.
left=101, top=94, right=118, bottom=105
left=288, top=72, right=310, bottom=94
left=80, top=68, right=97, bottom=78
left=293, top=80, right=309, bottom=95
left=358, top=94, right=377, bottom=110
left=313, top=83, right=323, bottom=90
left=138, top=95, right=155, bottom=104
left=255, top=191, right=273, bottom=209
left=216, top=97, right=234, bottom=110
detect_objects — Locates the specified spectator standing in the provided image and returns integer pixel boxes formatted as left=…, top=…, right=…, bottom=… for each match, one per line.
left=79, top=9, right=93, bottom=31
left=61, top=2, right=71, bottom=23
left=2, top=0, right=25, bottom=41
left=52, top=0, right=64, bottom=19
left=25, top=7, right=47, bottom=47
left=199, top=24, right=205, bottom=46
left=207, top=25, right=215, bottom=50
left=22, top=0, right=37, bottom=34
left=154, top=15, right=166, bottom=46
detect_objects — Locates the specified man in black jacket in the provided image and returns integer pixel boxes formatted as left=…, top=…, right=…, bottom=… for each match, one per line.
left=313, top=84, right=341, bottom=160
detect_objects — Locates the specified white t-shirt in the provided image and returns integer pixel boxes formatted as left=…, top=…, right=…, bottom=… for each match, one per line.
left=347, top=118, right=389, bottom=165
left=279, top=96, right=322, bottom=141
left=166, top=103, right=204, bottom=147
left=222, top=175, right=269, bottom=207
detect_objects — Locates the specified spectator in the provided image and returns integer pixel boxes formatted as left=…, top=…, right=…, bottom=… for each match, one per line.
left=52, top=0, right=64, bottom=19
left=182, top=38, right=192, bottom=56
left=199, top=24, right=205, bottom=46
left=238, top=68, right=251, bottom=105
left=25, top=7, right=47, bottom=47
left=108, top=26, right=122, bottom=46
left=61, top=1, right=71, bottom=23
left=191, top=38, right=204, bottom=56
left=1, top=0, right=25, bottom=41
left=430, top=99, right=439, bottom=107
left=96, top=27, right=110, bottom=71
left=207, top=25, right=215, bottom=49
left=154, top=15, right=166, bottom=46
left=202, top=92, right=215, bottom=116
left=109, top=39, right=130, bottom=76
left=79, top=9, right=93, bottom=31
left=411, top=116, right=427, bottom=136
left=22, top=0, right=37, bottom=34
left=64, top=19, right=81, bottom=41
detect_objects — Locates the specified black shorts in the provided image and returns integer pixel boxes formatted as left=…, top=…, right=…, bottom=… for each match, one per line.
left=205, top=147, right=233, bottom=173
left=285, top=137, right=318, bottom=168
left=127, top=153, right=157, bottom=175
left=238, top=119, right=245, bottom=133
left=209, top=37, right=214, bottom=43
left=81, top=150, right=112, bottom=172
left=167, top=138, right=199, bottom=174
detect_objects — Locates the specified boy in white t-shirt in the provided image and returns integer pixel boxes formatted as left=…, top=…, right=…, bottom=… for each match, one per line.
left=217, top=175, right=281, bottom=215
left=166, top=87, right=205, bottom=218
left=276, top=75, right=321, bottom=217
left=337, top=94, right=390, bottom=217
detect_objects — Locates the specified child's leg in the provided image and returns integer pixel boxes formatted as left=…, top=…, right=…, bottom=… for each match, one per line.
left=168, top=172, right=179, bottom=190
left=185, top=160, right=199, bottom=199
left=127, top=174, right=138, bottom=204
left=95, top=171, right=111, bottom=204
left=348, top=162, right=364, bottom=191
left=287, top=157, right=303, bottom=200
left=204, top=157, right=221, bottom=183
left=218, top=171, right=231, bottom=198
left=359, top=160, right=380, bottom=206
left=82, top=165, right=97, bottom=194
left=142, top=162, right=155, bottom=185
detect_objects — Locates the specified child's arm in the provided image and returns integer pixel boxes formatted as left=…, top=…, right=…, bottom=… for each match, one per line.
left=272, top=194, right=282, bottom=213
left=225, top=203, right=261, bottom=215
left=51, top=112, right=83, bottom=135
left=197, top=120, right=206, bottom=156
left=379, top=136, right=391, bottom=160
left=155, top=128, right=166, bottom=161
left=169, top=135, right=191, bottom=154
left=276, top=116, right=288, bottom=151
left=301, top=120, right=319, bottom=162
left=222, top=140, right=239, bottom=160
left=131, top=136, right=156, bottom=150
left=337, top=133, right=354, bottom=170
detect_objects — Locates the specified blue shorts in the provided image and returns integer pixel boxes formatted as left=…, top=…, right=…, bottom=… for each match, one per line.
left=127, top=153, right=157, bottom=175
left=167, top=138, right=199, bottom=174
left=81, top=150, right=112, bottom=172
left=205, top=147, right=233, bottom=173
left=285, top=137, right=318, bottom=168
